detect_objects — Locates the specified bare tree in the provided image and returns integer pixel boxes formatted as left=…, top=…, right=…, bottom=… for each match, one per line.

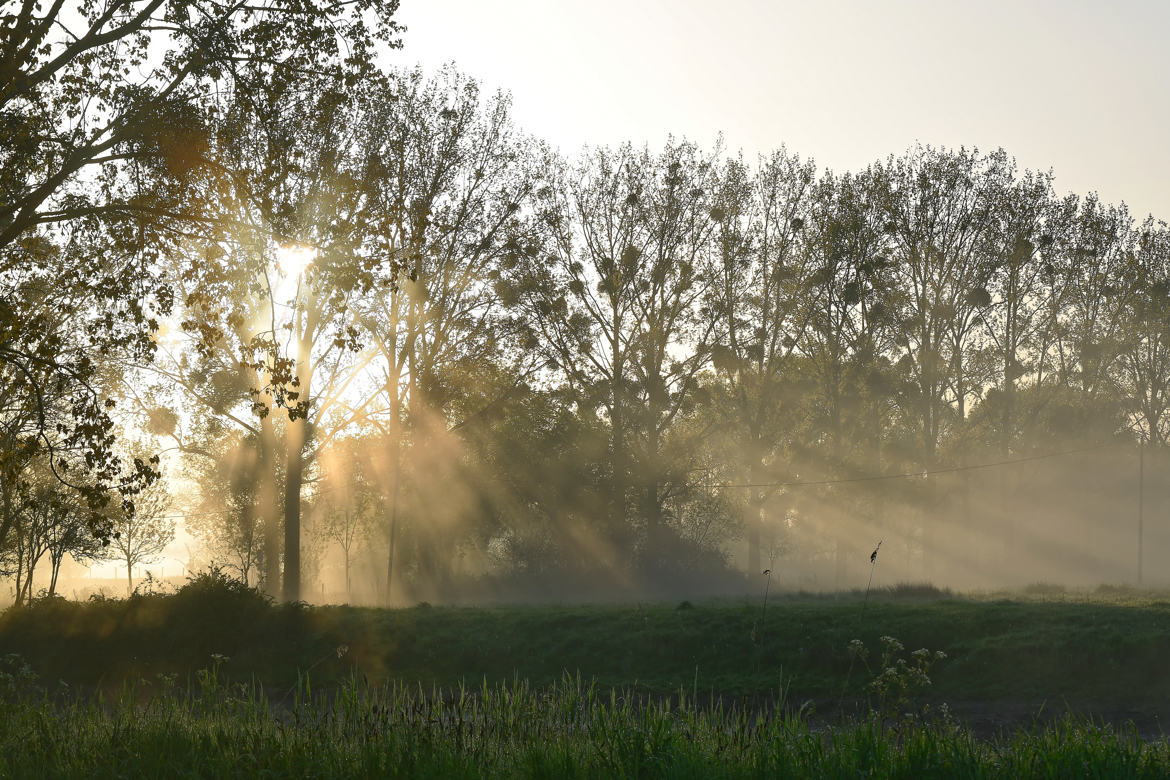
left=187, top=431, right=266, bottom=586
left=317, top=437, right=376, bottom=602
left=105, top=475, right=174, bottom=593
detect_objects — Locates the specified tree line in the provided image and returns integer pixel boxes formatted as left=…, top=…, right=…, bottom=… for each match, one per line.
left=2, top=2, right=1167, bottom=602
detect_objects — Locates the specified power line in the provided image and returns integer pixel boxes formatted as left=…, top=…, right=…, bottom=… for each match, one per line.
left=154, top=440, right=1130, bottom=516
left=712, top=440, right=1125, bottom=490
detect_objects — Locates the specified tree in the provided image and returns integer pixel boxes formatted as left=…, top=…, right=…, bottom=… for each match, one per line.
left=140, top=286, right=286, bottom=594
left=797, top=167, right=902, bottom=582
left=317, top=437, right=376, bottom=602
left=0, top=232, right=162, bottom=548
left=161, top=66, right=401, bottom=601
left=969, top=172, right=1073, bottom=458
left=1041, top=195, right=1134, bottom=399
left=245, top=76, right=392, bottom=604
left=708, top=148, right=819, bottom=575
left=1, top=0, right=401, bottom=247
left=458, top=382, right=610, bottom=582
left=354, top=66, right=542, bottom=602
left=879, top=146, right=1014, bottom=471
left=1, top=0, right=402, bottom=545
left=523, top=141, right=723, bottom=576
left=105, top=474, right=174, bottom=593
left=41, top=485, right=104, bottom=597
left=0, top=462, right=104, bottom=602
left=187, top=430, right=267, bottom=586
left=1117, top=221, right=1170, bottom=446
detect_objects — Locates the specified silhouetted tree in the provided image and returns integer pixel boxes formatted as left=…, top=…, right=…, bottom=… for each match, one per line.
left=524, top=141, right=722, bottom=575
left=709, top=148, right=818, bottom=574
left=0, top=0, right=402, bottom=533
left=354, top=66, right=541, bottom=602
left=1117, top=221, right=1170, bottom=446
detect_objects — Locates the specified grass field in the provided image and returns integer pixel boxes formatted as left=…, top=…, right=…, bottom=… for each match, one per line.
left=4, top=575, right=1170, bottom=705
left=3, top=669, right=1170, bottom=778
left=4, top=575, right=1170, bottom=776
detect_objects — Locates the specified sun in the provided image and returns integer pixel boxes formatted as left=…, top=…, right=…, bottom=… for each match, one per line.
left=275, top=244, right=317, bottom=278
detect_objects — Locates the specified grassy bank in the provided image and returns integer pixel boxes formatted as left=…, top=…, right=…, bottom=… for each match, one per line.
left=3, top=574, right=1170, bottom=707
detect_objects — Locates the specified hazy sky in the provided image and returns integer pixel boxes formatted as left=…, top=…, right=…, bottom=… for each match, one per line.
left=392, top=0, right=1170, bottom=220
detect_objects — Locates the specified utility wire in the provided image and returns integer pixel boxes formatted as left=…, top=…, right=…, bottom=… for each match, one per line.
left=152, top=441, right=1129, bottom=518
left=712, top=440, right=1125, bottom=490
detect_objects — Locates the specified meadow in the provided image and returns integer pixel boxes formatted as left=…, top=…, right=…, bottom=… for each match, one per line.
left=3, top=575, right=1170, bottom=776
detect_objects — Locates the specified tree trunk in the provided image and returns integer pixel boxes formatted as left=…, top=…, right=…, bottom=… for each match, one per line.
left=48, top=555, right=61, bottom=597
left=282, top=298, right=318, bottom=603
left=0, top=486, right=15, bottom=573
left=385, top=468, right=399, bottom=607
left=259, top=415, right=281, bottom=599
left=609, top=309, right=628, bottom=568
left=343, top=510, right=352, bottom=603
left=611, top=403, right=627, bottom=564
left=1001, top=350, right=1016, bottom=568
left=745, top=444, right=764, bottom=576
left=21, top=566, right=35, bottom=603
left=643, top=477, right=661, bottom=571
left=283, top=419, right=304, bottom=603
left=384, top=352, right=404, bottom=608
left=746, top=490, right=761, bottom=577
left=12, top=546, right=24, bottom=607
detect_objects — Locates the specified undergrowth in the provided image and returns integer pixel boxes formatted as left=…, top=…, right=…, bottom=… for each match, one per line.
left=4, top=579, right=1170, bottom=776
left=6, top=578, right=1170, bottom=704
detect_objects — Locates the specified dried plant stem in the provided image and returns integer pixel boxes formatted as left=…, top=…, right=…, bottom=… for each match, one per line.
left=839, top=540, right=882, bottom=711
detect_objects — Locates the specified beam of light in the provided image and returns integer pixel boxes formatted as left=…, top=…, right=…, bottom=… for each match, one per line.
left=273, top=243, right=318, bottom=304
left=275, top=244, right=317, bottom=279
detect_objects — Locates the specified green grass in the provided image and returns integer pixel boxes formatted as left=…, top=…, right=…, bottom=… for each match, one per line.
left=6, top=673, right=1170, bottom=780
left=1, top=670, right=1168, bottom=779
left=5, top=578, right=1170, bottom=776
left=5, top=576, right=1170, bottom=708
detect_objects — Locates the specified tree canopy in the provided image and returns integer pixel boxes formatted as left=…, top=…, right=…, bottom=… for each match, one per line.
left=3, top=9, right=1169, bottom=602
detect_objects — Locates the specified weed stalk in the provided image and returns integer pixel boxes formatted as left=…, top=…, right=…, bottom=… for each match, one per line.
left=839, top=540, right=882, bottom=713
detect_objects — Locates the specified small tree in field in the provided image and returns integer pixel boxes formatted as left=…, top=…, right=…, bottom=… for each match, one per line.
left=317, top=437, right=378, bottom=602
left=106, top=481, right=175, bottom=594
left=320, top=494, right=373, bottom=604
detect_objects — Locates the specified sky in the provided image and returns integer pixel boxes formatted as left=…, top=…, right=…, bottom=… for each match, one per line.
left=391, top=0, right=1170, bottom=220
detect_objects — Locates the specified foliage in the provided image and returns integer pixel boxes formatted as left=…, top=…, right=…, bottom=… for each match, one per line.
left=6, top=590, right=1170, bottom=708
left=6, top=11, right=1170, bottom=600
left=849, top=635, right=948, bottom=720
left=0, top=0, right=403, bottom=549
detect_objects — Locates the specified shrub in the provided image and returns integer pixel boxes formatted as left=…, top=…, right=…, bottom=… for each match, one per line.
left=848, top=635, right=948, bottom=721
left=884, top=582, right=952, bottom=600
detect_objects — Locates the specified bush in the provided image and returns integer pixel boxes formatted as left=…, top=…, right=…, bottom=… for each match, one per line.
left=169, top=566, right=272, bottom=626
left=884, top=582, right=952, bottom=600
left=176, top=566, right=270, bottom=602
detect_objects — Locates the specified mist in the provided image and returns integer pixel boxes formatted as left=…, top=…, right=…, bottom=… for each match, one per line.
left=4, top=66, right=1169, bottom=610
